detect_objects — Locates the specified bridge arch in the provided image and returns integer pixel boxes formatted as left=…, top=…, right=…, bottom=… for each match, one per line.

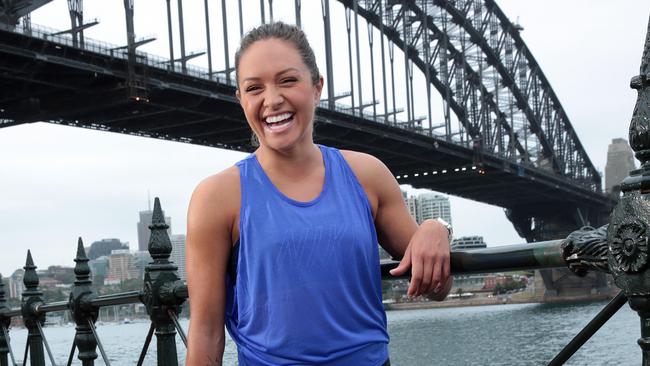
left=334, top=0, right=600, bottom=192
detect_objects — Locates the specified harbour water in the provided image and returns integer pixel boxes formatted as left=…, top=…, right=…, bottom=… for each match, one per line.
left=5, top=300, right=639, bottom=365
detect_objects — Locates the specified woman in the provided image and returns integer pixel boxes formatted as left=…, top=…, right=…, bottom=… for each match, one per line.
left=185, top=22, right=452, bottom=365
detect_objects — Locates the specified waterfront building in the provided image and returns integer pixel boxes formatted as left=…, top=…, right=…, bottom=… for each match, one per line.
left=416, top=192, right=452, bottom=225
left=105, top=249, right=139, bottom=285
left=452, top=236, right=487, bottom=250
left=605, top=138, right=636, bottom=193
left=170, top=234, right=187, bottom=280
left=137, top=209, right=172, bottom=252
left=87, top=238, right=129, bottom=260
left=9, top=269, right=24, bottom=298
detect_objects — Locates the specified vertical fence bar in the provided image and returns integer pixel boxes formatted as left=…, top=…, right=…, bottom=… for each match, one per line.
left=70, top=238, right=98, bottom=366
left=21, top=251, right=45, bottom=366
left=607, top=14, right=650, bottom=366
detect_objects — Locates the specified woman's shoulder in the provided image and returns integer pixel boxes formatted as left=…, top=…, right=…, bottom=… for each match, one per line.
left=339, top=149, right=391, bottom=180
left=189, top=166, right=241, bottom=213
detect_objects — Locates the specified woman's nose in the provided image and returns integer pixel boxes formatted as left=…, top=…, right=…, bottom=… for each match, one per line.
left=263, top=87, right=284, bottom=109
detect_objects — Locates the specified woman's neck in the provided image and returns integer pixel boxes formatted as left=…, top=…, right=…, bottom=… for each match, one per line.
left=255, top=141, right=322, bottom=177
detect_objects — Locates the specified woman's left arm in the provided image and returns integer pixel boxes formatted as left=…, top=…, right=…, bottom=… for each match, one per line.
left=342, top=151, right=452, bottom=300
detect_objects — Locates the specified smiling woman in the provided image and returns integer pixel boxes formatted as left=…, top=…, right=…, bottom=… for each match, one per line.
left=184, top=22, right=452, bottom=366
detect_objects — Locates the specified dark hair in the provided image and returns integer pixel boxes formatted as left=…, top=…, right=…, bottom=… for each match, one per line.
left=235, top=22, right=320, bottom=86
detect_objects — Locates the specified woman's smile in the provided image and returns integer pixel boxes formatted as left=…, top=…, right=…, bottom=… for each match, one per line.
left=263, top=112, right=295, bottom=134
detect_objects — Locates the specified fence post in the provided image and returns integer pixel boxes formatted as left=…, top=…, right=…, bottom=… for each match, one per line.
left=0, top=274, right=10, bottom=366
left=143, top=198, right=185, bottom=366
left=608, top=15, right=650, bottom=365
left=70, top=238, right=99, bottom=365
left=21, top=250, right=45, bottom=366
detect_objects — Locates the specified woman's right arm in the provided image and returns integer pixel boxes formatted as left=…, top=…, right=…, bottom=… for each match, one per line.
left=185, top=167, right=240, bottom=365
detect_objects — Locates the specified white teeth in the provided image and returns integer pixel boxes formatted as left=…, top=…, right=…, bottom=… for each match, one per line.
left=265, top=113, right=293, bottom=124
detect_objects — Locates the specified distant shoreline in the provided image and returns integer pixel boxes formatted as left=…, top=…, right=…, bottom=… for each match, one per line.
left=384, top=292, right=616, bottom=311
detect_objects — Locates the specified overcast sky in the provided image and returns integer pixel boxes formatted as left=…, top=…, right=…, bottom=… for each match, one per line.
left=0, top=1, right=648, bottom=277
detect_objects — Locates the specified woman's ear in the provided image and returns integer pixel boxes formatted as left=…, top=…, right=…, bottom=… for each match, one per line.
left=236, top=89, right=241, bottom=103
left=313, top=75, right=324, bottom=105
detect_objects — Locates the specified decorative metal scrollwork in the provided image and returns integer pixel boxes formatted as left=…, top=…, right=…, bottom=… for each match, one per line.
left=610, top=219, right=649, bottom=273
left=561, top=225, right=610, bottom=276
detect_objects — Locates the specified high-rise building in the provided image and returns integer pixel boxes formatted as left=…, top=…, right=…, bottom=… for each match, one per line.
left=170, top=234, right=187, bottom=280
left=416, top=193, right=451, bottom=225
left=605, top=138, right=636, bottom=193
left=452, top=236, right=487, bottom=250
left=137, top=210, right=172, bottom=252
left=402, top=191, right=419, bottom=222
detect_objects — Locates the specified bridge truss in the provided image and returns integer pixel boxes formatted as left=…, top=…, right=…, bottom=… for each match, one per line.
left=0, top=0, right=614, bottom=249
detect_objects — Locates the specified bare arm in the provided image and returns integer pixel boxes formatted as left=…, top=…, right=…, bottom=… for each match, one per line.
left=185, top=167, right=239, bottom=365
left=342, top=151, right=452, bottom=299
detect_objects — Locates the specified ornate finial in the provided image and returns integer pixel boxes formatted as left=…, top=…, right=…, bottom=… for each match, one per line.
left=627, top=16, right=650, bottom=176
left=23, top=250, right=39, bottom=291
left=74, top=237, right=92, bottom=286
left=148, top=197, right=172, bottom=261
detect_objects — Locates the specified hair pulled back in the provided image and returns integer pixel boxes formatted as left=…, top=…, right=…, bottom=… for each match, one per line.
left=235, top=22, right=320, bottom=86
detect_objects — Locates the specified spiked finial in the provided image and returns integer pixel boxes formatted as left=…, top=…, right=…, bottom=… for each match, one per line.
left=23, top=250, right=39, bottom=291
left=148, top=197, right=172, bottom=261
left=74, top=237, right=91, bottom=285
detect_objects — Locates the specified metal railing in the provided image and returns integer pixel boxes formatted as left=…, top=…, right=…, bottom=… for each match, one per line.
left=0, top=200, right=632, bottom=365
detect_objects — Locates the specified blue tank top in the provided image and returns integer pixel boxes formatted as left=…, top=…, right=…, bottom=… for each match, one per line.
left=225, top=145, right=389, bottom=365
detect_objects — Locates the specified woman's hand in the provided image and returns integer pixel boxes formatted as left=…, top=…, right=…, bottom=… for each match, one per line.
left=389, top=219, right=452, bottom=299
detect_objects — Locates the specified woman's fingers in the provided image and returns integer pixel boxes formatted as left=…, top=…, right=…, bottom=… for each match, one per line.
left=408, top=255, right=423, bottom=297
left=389, top=245, right=412, bottom=276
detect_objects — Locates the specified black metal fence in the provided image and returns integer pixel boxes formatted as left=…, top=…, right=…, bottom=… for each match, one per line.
left=0, top=197, right=630, bottom=366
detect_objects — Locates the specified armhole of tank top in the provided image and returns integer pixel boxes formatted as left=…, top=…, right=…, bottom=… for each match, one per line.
left=335, top=149, right=376, bottom=220
left=229, top=162, right=245, bottom=285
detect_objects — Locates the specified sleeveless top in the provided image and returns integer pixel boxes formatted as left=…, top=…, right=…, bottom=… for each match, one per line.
left=225, top=145, right=389, bottom=365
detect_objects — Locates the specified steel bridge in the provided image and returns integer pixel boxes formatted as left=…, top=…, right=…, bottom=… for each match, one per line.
left=0, top=0, right=616, bottom=294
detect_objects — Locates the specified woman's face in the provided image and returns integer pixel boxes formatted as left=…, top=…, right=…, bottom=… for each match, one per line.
left=236, top=38, right=323, bottom=152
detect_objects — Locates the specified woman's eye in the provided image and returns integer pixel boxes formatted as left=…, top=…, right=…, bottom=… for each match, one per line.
left=281, top=78, right=297, bottom=84
left=245, top=86, right=261, bottom=92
